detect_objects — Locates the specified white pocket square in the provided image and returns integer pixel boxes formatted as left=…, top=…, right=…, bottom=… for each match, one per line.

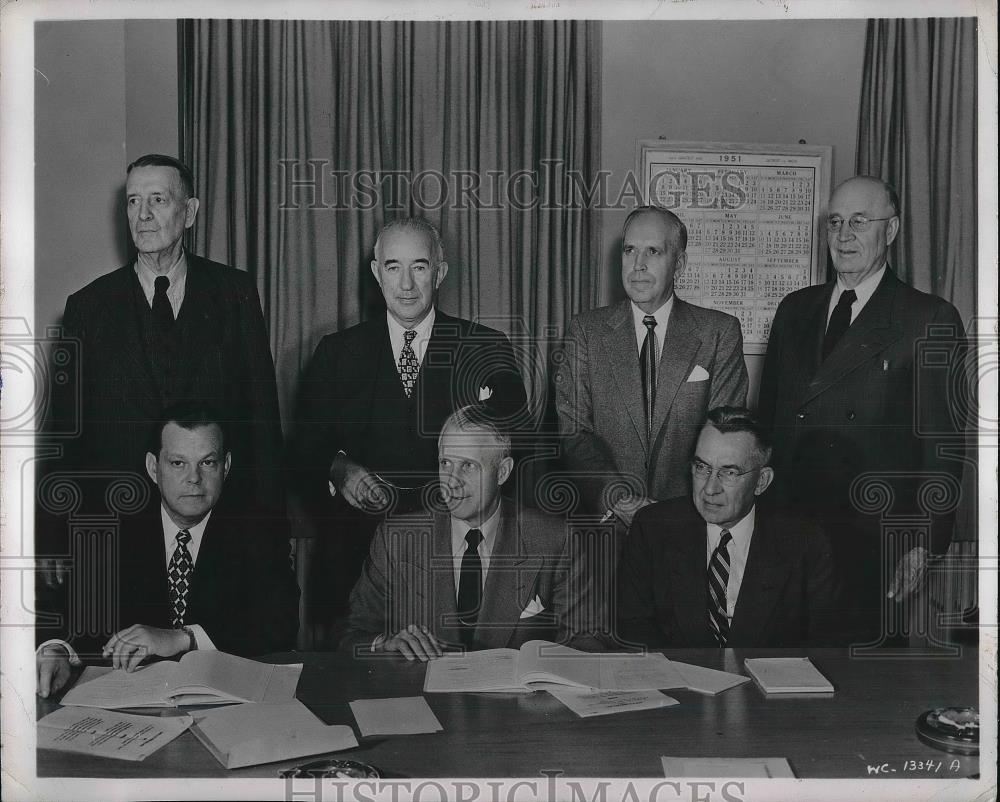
left=479, top=385, right=493, bottom=401
left=519, top=595, right=545, bottom=619
left=686, top=365, right=710, bottom=382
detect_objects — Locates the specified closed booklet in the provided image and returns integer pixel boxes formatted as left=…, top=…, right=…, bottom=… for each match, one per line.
left=190, top=700, right=358, bottom=769
left=60, top=651, right=302, bottom=709
left=423, top=640, right=686, bottom=693
left=743, top=657, right=834, bottom=694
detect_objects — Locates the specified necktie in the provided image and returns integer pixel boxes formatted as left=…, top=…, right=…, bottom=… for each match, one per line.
left=397, top=329, right=420, bottom=398
left=707, top=529, right=732, bottom=646
left=167, top=529, right=194, bottom=628
left=457, top=529, right=483, bottom=645
left=152, top=275, right=174, bottom=329
left=639, top=315, right=658, bottom=440
left=822, top=289, right=857, bottom=360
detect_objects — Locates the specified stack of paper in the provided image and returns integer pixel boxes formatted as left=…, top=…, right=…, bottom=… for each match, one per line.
left=37, top=707, right=192, bottom=762
left=190, top=700, right=358, bottom=769
left=661, top=756, right=795, bottom=778
left=349, top=696, right=443, bottom=736
left=743, top=657, right=834, bottom=694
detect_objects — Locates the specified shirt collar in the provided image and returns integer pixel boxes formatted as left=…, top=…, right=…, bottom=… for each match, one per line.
left=836, top=264, right=885, bottom=307
left=386, top=306, right=436, bottom=341
left=450, top=499, right=502, bottom=557
left=630, top=296, right=673, bottom=333
left=160, top=504, right=212, bottom=562
left=706, top=504, right=756, bottom=550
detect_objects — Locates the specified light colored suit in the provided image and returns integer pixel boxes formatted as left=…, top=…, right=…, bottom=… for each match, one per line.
left=345, top=500, right=587, bottom=650
left=555, top=298, right=748, bottom=512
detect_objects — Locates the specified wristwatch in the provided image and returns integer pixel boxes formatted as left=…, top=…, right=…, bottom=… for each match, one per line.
left=181, top=626, right=197, bottom=653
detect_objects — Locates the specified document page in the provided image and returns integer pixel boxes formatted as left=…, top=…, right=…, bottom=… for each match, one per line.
left=661, top=756, right=795, bottom=778
left=545, top=687, right=678, bottom=718
left=423, top=649, right=523, bottom=692
left=60, top=660, right=176, bottom=709
left=597, top=653, right=687, bottom=691
left=516, top=641, right=601, bottom=688
left=349, top=696, right=443, bottom=735
left=167, top=651, right=273, bottom=702
left=37, top=706, right=192, bottom=761
left=670, top=661, right=749, bottom=695
left=743, top=657, right=834, bottom=693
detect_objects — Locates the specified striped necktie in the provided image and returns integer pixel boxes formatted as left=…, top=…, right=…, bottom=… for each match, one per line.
left=707, top=529, right=732, bottom=646
left=640, top=315, right=658, bottom=440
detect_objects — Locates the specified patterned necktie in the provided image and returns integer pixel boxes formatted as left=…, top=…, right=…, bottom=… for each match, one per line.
left=152, top=275, right=174, bottom=329
left=639, top=315, right=658, bottom=440
left=167, top=529, right=194, bottom=627
left=707, top=529, right=733, bottom=646
left=822, top=289, right=857, bottom=360
left=397, top=329, right=420, bottom=398
left=457, top=529, right=484, bottom=645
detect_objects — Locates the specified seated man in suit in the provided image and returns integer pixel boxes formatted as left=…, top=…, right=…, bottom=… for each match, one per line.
left=617, top=406, right=841, bottom=648
left=345, top=405, right=588, bottom=660
left=37, top=405, right=300, bottom=697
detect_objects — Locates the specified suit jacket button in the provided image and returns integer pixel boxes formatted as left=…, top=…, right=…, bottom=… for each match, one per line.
left=796, top=411, right=808, bottom=420
left=847, top=411, right=856, bottom=420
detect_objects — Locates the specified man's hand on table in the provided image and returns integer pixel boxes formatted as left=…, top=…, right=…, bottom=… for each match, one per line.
left=378, top=624, right=444, bottom=662
left=37, top=643, right=73, bottom=698
left=103, top=625, right=190, bottom=671
left=886, top=545, right=930, bottom=602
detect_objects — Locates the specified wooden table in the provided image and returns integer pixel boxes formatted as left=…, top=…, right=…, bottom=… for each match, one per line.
left=37, top=647, right=982, bottom=779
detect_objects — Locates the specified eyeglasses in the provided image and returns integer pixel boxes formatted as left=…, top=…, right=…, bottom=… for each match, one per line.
left=690, top=459, right=761, bottom=486
left=826, top=213, right=896, bottom=233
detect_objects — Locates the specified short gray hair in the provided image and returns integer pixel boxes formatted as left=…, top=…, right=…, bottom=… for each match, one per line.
left=374, top=218, right=445, bottom=265
left=440, top=405, right=511, bottom=462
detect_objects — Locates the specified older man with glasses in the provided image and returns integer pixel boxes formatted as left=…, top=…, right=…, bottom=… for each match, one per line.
left=616, top=407, right=842, bottom=648
left=758, top=176, right=967, bottom=645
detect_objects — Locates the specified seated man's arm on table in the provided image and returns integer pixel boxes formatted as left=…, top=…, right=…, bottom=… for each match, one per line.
left=554, top=317, right=644, bottom=519
left=615, top=507, right=670, bottom=649
left=342, top=522, right=444, bottom=662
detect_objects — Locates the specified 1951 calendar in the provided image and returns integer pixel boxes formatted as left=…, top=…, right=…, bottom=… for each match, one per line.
left=638, top=141, right=832, bottom=354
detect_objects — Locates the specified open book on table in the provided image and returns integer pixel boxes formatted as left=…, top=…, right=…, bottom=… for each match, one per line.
left=423, top=640, right=687, bottom=693
left=60, top=650, right=301, bottom=709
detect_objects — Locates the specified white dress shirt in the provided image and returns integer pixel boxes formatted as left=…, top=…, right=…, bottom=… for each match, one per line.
left=134, top=251, right=188, bottom=318
left=387, top=306, right=436, bottom=368
left=706, top=505, right=756, bottom=620
left=630, top=296, right=674, bottom=361
left=826, top=264, right=885, bottom=325
left=450, top=502, right=502, bottom=598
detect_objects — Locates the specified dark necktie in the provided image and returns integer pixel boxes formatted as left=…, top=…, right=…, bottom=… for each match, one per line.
left=167, top=529, right=194, bottom=627
left=707, top=529, right=732, bottom=647
left=397, top=329, right=419, bottom=398
left=822, top=289, right=857, bottom=360
left=640, top=315, right=658, bottom=440
left=457, top=529, right=484, bottom=645
left=152, top=275, right=174, bottom=329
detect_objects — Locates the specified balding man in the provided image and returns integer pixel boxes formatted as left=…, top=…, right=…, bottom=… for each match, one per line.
left=556, top=206, right=748, bottom=526
left=759, top=176, right=966, bottom=642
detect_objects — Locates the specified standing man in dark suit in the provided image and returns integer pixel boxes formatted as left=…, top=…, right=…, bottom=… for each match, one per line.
left=294, top=218, right=528, bottom=626
left=758, top=176, right=966, bottom=641
left=345, top=406, right=588, bottom=660
left=46, top=154, right=283, bottom=515
left=555, top=206, right=748, bottom=525
left=37, top=406, right=299, bottom=697
left=617, top=407, right=841, bottom=648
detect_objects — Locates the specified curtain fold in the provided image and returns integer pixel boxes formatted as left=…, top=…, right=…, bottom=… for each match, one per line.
left=179, top=20, right=601, bottom=646
left=856, top=17, right=977, bottom=324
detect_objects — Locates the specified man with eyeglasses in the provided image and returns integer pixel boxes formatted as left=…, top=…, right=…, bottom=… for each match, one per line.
left=617, top=407, right=840, bottom=648
left=758, top=176, right=966, bottom=644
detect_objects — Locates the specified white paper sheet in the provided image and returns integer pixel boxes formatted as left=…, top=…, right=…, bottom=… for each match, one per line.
left=349, top=696, right=443, bottom=735
left=670, top=661, right=750, bottom=695
left=546, top=687, right=679, bottom=717
left=661, top=756, right=795, bottom=778
left=37, top=706, right=192, bottom=761
left=597, top=653, right=687, bottom=690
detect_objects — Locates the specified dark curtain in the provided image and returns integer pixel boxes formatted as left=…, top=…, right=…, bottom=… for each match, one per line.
left=857, top=17, right=978, bottom=638
left=179, top=20, right=602, bottom=646
left=856, top=17, right=977, bottom=325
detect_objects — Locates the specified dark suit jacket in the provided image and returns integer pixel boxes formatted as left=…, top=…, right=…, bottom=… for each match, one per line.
left=555, top=298, right=748, bottom=512
left=758, top=269, right=966, bottom=556
left=617, top=497, right=842, bottom=648
left=38, top=499, right=300, bottom=660
left=47, top=254, right=284, bottom=513
left=345, top=501, right=586, bottom=650
left=294, top=310, right=528, bottom=512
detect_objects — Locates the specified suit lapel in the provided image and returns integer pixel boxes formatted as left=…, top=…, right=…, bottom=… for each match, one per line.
left=173, top=256, right=225, bottom=396
left=651, top=299, right=701, bottom=446
left=803, top=271, right=903, bottom=404
left=100, top=267, right=160, bottom=402
left=728, top=510, right=788, bottom=644
left=477, top=501, right=538, bottom=649
left=601, top=302, right=648, bottom=454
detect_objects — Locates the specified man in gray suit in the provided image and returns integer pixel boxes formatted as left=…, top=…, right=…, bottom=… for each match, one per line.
left=556, top=206, right=749, bottom=525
